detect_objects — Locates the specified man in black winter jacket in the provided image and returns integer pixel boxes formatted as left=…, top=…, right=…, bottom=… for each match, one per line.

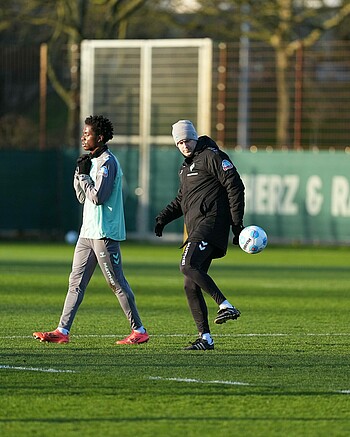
left=155, top=120, right=245, bottom=350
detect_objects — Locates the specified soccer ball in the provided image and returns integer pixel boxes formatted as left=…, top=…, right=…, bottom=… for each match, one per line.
left=239, top=225, right=267, bottom=254
left=65, top=230, right=78, bottom=245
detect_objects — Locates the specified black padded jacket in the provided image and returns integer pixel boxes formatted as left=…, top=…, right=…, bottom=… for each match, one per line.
left=156, top=135, right=245, bottom=258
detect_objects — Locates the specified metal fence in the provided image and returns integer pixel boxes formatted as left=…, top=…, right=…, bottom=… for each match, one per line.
left=1, top=40, right=350, bottom=150
left=211, top=40, right=350, bottom=150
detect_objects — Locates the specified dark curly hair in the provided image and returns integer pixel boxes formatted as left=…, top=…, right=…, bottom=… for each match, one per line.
left=85, top=115, right=114, bottom=143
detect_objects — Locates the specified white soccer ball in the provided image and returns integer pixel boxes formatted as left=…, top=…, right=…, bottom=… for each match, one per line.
left=239, top=225, right=267, bottom=254
left=65, top=230, right=78, bottom=245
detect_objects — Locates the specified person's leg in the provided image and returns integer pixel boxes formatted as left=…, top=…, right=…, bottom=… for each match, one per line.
left=33, top=238, right=97, bottom=343
left=180, top=241, right=226, bottom=305
left=180, top=241, right=240, bottom=328
left=58, top=237, right=97, bottom=332
left=183, top=258, right=212, bottom=336
left=93, top=238, right=144, bottom=332
left=180, top=242, right=217, bottom=349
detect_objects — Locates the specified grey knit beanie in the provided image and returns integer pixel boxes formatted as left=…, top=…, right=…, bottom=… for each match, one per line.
left=172, top=120, right=198, bottom=145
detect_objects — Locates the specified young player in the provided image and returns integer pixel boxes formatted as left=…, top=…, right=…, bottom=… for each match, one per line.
left=33, top=115, right=149, bottom=345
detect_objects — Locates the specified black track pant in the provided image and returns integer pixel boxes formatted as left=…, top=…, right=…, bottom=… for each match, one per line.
left=179, top=241, right=226, bottom=335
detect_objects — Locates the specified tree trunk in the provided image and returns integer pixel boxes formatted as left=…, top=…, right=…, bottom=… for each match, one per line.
left=275, top=46, right=290, bottom=148
left=66, top=41, right=81, bottom=148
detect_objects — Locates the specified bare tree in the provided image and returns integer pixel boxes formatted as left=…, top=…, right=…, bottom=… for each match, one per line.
left=2, top=0, right=349, bottom=148
left=193, top=0, right=350, bottom=147
left=1, top=0, right=147, bottom=147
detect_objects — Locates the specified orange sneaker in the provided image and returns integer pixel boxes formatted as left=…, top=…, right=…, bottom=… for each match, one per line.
left=116, top=330, right=149, bottom=345
left=33, top=329, right=69, bottom=344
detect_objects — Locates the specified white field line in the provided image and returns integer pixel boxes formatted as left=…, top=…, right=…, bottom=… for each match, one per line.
left=1, top=333, right=349, bottom=340
left=0, top=365, right=76, bottom=373
left=1, top=365, right=347, bottom=394
left=148, top=376, right=349, bottom=394
left=148, top=376, right=251, bottom=386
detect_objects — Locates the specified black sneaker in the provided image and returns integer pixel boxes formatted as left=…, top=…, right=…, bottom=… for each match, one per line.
left=214, top=306, right=241, bottom=324
left=184, top=338, right=214, bottom=350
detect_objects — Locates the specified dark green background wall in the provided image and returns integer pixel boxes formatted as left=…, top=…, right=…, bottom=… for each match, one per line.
left=2, top=149, right=350, bottom=243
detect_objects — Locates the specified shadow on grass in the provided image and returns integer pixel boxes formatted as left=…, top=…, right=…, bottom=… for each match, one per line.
left=0, top=414, right=347, bottom=423
left=0, top=260, right=349, bottom=276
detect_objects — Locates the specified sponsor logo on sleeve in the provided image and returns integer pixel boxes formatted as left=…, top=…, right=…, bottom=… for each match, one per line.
left=98, top=166, right=109, bottom=177
left=222, top=159, right=233, bottom=171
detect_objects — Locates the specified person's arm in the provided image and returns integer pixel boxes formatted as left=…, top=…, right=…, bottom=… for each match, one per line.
left=78, top=156, right=117, bottom=205
left=206, top=151, right=245, bottom=244
left=208, top=152, right=245, bottom=225
left=73, top=171, right=86, bottom=204
left=155, top=190, right=183, bottom=236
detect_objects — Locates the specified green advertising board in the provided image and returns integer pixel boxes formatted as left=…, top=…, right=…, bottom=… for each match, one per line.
left=231, top=150, right=350, bottom=244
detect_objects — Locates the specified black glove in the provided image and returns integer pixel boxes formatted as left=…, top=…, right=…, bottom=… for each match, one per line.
left=232, top=224, right=244, bottom=245
left=76, top=154, right=92, bottom=175
left=155, top=220, right=165, bottom=237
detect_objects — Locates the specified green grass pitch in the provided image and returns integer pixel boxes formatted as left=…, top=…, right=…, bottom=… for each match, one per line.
left=0, top=242, right=349, bottom=436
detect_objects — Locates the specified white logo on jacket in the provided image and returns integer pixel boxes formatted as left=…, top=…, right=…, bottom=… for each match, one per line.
left=187, top=162, right=198, bottom=176
left=199, top=241, right=208, bottom=251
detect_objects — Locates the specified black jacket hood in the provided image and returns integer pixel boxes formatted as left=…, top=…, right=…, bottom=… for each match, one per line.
left=195, top=135, right=219, bottom=153
left=184, top=135, right=219, bottom=163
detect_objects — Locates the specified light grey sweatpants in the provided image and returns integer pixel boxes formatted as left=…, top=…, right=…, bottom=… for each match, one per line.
left=58, top=237, right=143, bottom=332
